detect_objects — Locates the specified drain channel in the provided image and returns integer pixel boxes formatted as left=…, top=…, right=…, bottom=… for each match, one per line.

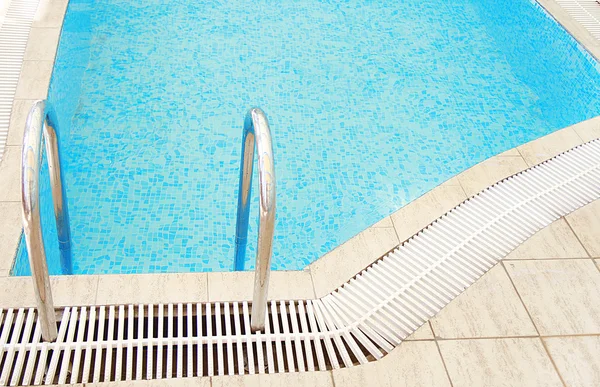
left=0, top=139, right=599, bottom=385
left=0, top=302, right=353, bottom=385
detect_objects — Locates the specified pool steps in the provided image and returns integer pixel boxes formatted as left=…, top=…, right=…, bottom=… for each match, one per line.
left=0, top=138, right=598, bottom=384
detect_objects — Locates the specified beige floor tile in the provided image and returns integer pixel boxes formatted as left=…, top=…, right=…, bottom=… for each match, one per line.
left=505, top=218, right=588, bottom=259
left=309, top=227, right=398, bottom=297
left=430, top=265, right=537, bottom=338
left=212, top=375, right=260, bottom=387
left=573, top=115, right=600, bottom=142
left=98, top=378, right=211, bottom=386
left=517, top=127, right=582, bottom=166
left=544, top=336, right=600, bottom=387
left=595, top=259, right=600, bottom=271
left=0, top=275, right=99, bottom=307
left=566, top=200, right=600, bottom=257
left=0, top=277, right=36, bottom=307
left=52, top=275, right=99, bottom=306
left=390, top=184, right=466, bottom=243
left=7, top=99, right=36, bottom=146
left=0, top=146, right=21, bottom=202
left=258, top=371, right=333, bottom=386
left=457, top=155, right=528, bottom=197
left=405, top=322, right=434, bottom=340
left=0, top=202, right=21, bottom=272
left=332, top=363, right=383, bottom=387
left=24, top=27, right=61, bottom=61
left=207, top=270, right=314, bottom=302
left=377, top=341, right=452, bottom=386
left=33, top=0, right=69, bottom=28
left=332, top=341, right=451, bottom=387
left=371, top=216, right=393, bottom=228
left=440, top=176, right=462, bottom=186
left=439, top=338, right=562, bottom=387
left=96, top=273, right=207, bottom=305
left=504, top=260, right=600, bottom=335
left=15, top=61, right=54, bottom=99
left=498, top=148, right=521, bottom=157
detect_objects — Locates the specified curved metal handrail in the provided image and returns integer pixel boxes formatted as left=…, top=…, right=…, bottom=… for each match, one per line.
left=21, top=100, right=72, bottom=342
left=233, top=108, right=276, bottom=332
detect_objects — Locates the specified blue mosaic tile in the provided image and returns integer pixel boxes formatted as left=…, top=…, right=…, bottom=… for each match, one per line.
left=13, top=0, right=600, bottom=275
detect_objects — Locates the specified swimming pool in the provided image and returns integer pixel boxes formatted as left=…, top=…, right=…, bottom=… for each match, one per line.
left=13, top=0, right=600, bottom=275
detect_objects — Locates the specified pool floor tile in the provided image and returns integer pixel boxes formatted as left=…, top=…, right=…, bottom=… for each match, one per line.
left=566, top=200, right=600, bottom=257
left=430, top=265, right=537, bottom=339
left=504, top=259, right=600, bottom=335
left=438, top=338, right=562, bottom=387
left=332, top=341, right=451, bottom=387
left=544, top=336, right=600, bottom=387
left=504, top=218, right=588, bottom=260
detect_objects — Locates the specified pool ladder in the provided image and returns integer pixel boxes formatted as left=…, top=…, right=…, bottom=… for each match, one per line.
left=233, top=108, right=276, bottom=332
left=21, top=102, right=276, bottom=341
left=21, top=100, right=72, bottom=342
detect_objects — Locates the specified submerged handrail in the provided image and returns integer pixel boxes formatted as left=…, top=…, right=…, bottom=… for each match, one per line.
left=21, top=100, right=72, bottom=342
left=233, top=108, right=276, bottom=332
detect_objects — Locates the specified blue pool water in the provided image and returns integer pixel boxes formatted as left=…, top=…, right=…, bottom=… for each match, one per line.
left=14, top=0, right=600, bottom=275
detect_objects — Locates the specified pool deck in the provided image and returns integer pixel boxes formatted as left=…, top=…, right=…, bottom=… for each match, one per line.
left=1, top=0, right=600, bottom=385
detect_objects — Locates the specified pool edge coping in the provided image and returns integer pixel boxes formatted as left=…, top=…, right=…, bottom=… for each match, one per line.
left=0, top=0, right=600, bottom=308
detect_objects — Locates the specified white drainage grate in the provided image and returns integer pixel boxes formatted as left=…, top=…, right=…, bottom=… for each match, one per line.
left=555, top=0, right=600, bottom=40
left=1, top=139, right=599, bottom=385
left=0, top=0, right=40, bottom=161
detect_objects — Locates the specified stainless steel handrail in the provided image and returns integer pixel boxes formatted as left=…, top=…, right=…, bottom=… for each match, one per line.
left=233, top=108, right=276, bottom=332
left=21, top=100, right=73, bottom=342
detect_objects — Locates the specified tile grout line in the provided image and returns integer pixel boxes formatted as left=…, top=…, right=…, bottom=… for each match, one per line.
left=500, top=261, right=540, bottom=337
left=429, top=321, right=456, bottom=387
left=206, top=273, right=210, bottom=303
left=93, top=275, right=100, bottom=305
left=593, top=257, right=600, bottom=275
left=433, top=332, right=600, bottom=341
left=328, top=369, right=336, bottom=387
left=500, top=261, right=567, bottom=387
left=563, top=216, right=593, bottom=258
left=456, top=178, right=469, bottom=199
left=539, top=337, right=567, bottom=387
left=388, top=212, right=404, bottom=245
left=503, top=256, right=591, bottom=261
left=515, top=145, right=536, bottom=168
